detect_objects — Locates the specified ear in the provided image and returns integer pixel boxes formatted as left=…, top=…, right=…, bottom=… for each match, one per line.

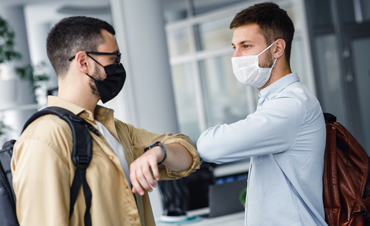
left=273, top=39, right=286, bottom=59
left=74, top=51, right=90, bottom=74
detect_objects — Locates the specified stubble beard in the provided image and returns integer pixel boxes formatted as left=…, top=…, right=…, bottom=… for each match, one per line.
left=89, top=63, right=102, bottom=98
left=259, top=49, right=274, bottom=68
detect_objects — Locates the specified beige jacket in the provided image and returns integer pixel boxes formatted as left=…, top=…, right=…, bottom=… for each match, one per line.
left=11, top=96, right=200, bottom=226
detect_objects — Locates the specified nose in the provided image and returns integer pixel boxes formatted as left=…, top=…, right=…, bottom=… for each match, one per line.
left=233, top=47, right=242, bottom=58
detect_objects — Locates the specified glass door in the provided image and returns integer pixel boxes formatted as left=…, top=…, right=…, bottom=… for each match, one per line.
left=340, top=18, right=370, bottom=151
left=306, top=0, right=370, bottom=151
left=166, top=0, right=314, bottom=142
left=351, top=36, right=370, bottom=151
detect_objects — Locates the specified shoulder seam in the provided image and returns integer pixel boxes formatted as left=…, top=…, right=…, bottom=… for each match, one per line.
left=15, top=137, right=69, bottom=166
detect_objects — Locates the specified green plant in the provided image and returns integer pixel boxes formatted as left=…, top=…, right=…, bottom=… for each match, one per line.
left=0, top=121, right=6, bottom=136
left=15, top=62, right=50, bottom=93
left=0, top=15, right=49, bottom=137
left=0, top=15, right=49, bottom=97
left=0, top=16, right=21, bottom=63
left=0, top=120, right=10, bottom=137
left=239, top=187, right=246, bottom=206
left=0, top=15, right=19, bottom=137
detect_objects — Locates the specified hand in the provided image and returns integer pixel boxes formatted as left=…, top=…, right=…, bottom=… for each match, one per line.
left=130, top=146, right=165, bottom=196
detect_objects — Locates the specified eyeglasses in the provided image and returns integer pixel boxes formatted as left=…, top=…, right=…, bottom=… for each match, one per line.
left=68, top=52, right=121, bottom=65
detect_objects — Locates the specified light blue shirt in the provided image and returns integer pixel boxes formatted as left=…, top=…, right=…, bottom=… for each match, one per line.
left=197, top=73, right=327, bottom=226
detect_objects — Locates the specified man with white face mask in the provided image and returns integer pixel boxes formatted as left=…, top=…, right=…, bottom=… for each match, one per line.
left=197, top=2, right=327, bottom=226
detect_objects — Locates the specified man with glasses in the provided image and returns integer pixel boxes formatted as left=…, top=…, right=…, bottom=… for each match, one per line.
left=11, top=16, right=200, bottom=226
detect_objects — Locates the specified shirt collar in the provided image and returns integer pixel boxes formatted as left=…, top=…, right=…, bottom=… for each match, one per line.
left=47, top=96, right=114, bottom=123
left=94, top=105, right=115, bottom=124
left=259, top=72, right=300, bottom=99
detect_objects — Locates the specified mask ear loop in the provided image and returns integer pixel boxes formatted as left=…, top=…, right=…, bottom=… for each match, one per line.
left=257, top=41, right=277, bottom=57
left=270, top=58, right=277, bottom=70
left=85, top=52, right=105, bottom=81
left=257, top=41, right=277, bottom=69
left=86, top=53, right=104, bottom=67
left=86, top=73, right=97, bottom=81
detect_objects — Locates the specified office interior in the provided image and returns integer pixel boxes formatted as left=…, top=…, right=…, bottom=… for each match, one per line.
left=0, top=0, right=369, bottom=225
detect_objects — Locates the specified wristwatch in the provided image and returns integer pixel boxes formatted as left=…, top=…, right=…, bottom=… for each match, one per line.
left=144, top=141, right=167, bottom=165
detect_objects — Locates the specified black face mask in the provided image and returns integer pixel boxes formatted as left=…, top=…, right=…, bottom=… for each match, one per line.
left=87, top=63, right=126, bottom=103
left=84, top=53, right=126, bottom=103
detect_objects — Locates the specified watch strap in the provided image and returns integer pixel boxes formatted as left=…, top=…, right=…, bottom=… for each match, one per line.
left=156, top=142, right=167, bottom=165
left=144, top=141, right=167, bottom=165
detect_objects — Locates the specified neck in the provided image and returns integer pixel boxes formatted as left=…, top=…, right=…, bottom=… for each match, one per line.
left=258, top=64, right=291, bottom=91
left=57, top=73, right=99, bottom=115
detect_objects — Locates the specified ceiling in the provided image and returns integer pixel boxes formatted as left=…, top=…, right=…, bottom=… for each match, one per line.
left=0, top=0, right=246, bottom=17
left=0, top=0, right=109, bottom=7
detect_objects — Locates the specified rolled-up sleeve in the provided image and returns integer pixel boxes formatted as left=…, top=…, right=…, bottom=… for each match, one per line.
left=197, top=96, right=305, bottom=164
left=126, top=124, right=200, bottom=180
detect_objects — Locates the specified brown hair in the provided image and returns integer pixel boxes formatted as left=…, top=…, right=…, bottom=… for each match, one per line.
left=47, top=16, right=115, bottom=76
left=230, top=2, right=295, bottom=67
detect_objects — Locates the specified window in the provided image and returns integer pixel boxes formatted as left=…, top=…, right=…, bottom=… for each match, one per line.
left=166, top=0, right=315, bottom=142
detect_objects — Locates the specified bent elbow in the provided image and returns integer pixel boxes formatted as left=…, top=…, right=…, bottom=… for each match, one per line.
left=197, top=141, right=225, bottom=164
left=197, top=125, right=228, bottom=164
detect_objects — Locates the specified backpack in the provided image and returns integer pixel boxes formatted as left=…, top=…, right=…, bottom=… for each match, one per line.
left=0, top=106, right=100, bottom=226
left=323, top=113, right=370, bottom=226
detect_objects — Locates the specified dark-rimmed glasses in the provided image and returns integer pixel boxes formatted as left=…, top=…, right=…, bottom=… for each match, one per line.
left=68, top=52, right=121, bottom=65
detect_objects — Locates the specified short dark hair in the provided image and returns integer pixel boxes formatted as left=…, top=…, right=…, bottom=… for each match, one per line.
left=230, top=2, right=295, bottom=66
left=46, top=16, right=115, bottom=76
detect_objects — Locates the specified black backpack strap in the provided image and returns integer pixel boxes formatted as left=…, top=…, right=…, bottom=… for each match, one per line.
left=23, top=106, right=99, bottom=226
left=323, top=112, right=349, bottom=153
left=0, top=139, right=17, bottom=206
left=323, top=112, right=336, bottom=122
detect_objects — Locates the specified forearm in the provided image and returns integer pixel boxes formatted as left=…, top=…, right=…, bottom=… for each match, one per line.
left=129, top=130, right=200, bottom=195
left=197, top=99, right=303, bottom=163
left=162, top=143, right=192, bottom=171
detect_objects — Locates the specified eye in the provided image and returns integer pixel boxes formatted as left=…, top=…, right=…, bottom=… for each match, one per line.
left=113, top=53, right=121, bottom=65
left=243, top=44, right=251, bottom=49
left=112, top=57, right=120, bottom=64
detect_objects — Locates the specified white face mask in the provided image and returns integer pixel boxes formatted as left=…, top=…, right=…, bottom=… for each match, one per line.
left=231, top=42, right=277, bottom=88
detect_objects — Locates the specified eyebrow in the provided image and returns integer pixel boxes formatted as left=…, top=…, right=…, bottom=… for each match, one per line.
left=104, top=50, right=119, bottom=54
left=231, top=39, right=254, bottom=46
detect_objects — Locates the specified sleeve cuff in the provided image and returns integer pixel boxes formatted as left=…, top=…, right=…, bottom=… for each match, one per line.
left=161, top=138, right=201, bottom=179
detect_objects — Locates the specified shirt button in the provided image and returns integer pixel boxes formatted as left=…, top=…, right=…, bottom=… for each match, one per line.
left=265, top=98, right=269, bottom=101
left=109, top=155, right=114, bottom=160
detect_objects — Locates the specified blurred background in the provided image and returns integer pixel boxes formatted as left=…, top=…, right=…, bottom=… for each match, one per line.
left=0, top=0, right=369, bottom=224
